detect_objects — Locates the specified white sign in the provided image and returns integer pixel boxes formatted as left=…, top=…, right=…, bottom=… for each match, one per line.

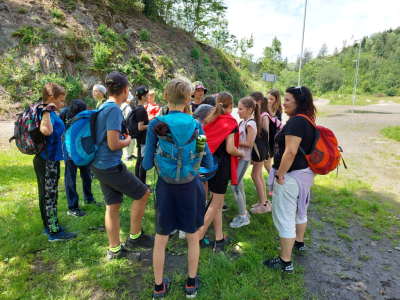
left=262, top=73, right=277, bottom=82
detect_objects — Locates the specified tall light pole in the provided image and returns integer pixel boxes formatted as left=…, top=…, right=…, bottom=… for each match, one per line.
left=352, top=40, right=362, bottom=105
left=341, top=68, right=346, bottom=97
left=298, top=0, right=308, bottom=86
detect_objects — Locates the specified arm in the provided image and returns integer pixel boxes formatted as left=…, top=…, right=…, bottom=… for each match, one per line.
left=40, top=112, right=53, bottom=136
left=107, top=130, right=131, bottom=151
left=138, top=121, right=148, bottom=131
left=262, top=115, right=270, bottom=140
left=239, top=125, right=255, bottom=148
left=143, top=120, right=158, bottom=170
left=226, top=133, right=245, bottom=158
left=275, top=135, right=302, bottom=184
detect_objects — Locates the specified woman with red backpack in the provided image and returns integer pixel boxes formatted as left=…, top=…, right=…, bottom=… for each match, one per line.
left=262, top=86, right=317, bottom=274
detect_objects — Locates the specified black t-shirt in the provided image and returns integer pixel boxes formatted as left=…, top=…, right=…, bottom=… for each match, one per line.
left=135, top=105, right=149, bottom=145
left=272, top=116, right=315, bottom=172
left=276, top=109, right=282, bottom=121
left=214, top=128, right=238, bottom=180
left=191, top=103, right=201, bottom=113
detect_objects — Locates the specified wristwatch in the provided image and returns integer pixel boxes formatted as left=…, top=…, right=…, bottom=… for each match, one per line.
left=275, top=175, right=284, bottom=180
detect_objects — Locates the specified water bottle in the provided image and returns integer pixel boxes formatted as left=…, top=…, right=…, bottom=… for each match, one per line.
left=28, top=120, right=35, bottom=132
left=195, top=135, right=207, bottom=154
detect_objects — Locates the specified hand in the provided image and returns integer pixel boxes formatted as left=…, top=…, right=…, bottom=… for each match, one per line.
left=42, top=103, right=56, bottom=113
left=250, top=160, right=255, bottom=165
left=275, top=178, right=284, bottom=186
left=239, top=150, right=245, bottom=159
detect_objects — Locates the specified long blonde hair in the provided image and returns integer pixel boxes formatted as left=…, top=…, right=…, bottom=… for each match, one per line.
left=266, top=89, right=283, bottom=115
left=203, top=92, right=233, bottom=125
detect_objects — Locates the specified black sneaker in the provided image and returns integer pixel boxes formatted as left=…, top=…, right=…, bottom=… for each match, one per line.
left=48, top=231, right=77, bottom=242
left=125, top=232, right=155, bottom=249
left=213, top=236, right=231, bottom=253
left=263, top=257, right=294, bottom=274
left=84, top=200, right=103, bottom=207
left=67, top=208, right=87, bottom=217
left=185, top=275, right=200, bottom=299
left=293, top=241, right=307, bottom=251
left=222, top=202, right=229, bottom=212
left=199, top=236, right=213, bottom=248
left=106, top=245, right=140, bottom=262
left=153, top=277, right=171, bottom=299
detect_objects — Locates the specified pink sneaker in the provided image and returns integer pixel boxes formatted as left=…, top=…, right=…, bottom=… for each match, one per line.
left=268, top=191, right=273, bottom=197
left=250, top=202, right=271, bottom=214
left=251, top=202, right=262, bottom=208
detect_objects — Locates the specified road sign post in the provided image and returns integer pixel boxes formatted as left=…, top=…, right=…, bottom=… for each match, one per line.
left=262, top=73, right=277, bottom=95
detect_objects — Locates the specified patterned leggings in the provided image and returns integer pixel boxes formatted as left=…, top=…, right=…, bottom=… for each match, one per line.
left=33, top=155, right=61, bottom=235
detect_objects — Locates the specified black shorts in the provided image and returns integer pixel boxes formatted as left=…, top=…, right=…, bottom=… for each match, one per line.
left=91, top=163, right=148, bottom=205
left=208, top=174, right=229, bottom=194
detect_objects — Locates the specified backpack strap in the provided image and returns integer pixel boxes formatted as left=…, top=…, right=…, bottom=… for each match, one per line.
left=91, top=102, right=118, bottom=146
left=294, top=114, right=320, bottom=156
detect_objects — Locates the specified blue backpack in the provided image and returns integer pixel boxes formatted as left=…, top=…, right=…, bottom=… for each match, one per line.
left=154, top=114, right=206, bottom=184
left=63, top=102, right=116, bottom=166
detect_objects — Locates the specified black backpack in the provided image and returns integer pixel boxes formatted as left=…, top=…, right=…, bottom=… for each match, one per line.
left=241, top=118, right=271, bottom=162
left=124, top=108, right=141, bottom=139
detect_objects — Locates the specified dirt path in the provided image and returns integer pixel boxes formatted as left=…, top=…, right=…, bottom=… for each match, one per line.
left=299, top=103, right=400, bottom=300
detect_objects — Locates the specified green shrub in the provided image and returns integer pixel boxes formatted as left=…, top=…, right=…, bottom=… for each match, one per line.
left=203, top=56, right=210, bottom=66
left=12, top=26, right=50, bottom=45
left=107, top=0, right=142, bottom=14
left=92, top=43, right=112, bottom=70
left=97, top=23, right=126, bottom=50
left=62, top=0, right=77, bottom=9
left=38, top=74, right=83, bottom=102
left=191, top=47, right=200, bottom=59
left=157, top=55, right=173, bottom=69
left=139, top=29, right=149, bottom=41
left=50, top=8, right=64, bottom=19
left=17, top=7, right=28, bottom=14
left=140, top=52, right=151, bottom=62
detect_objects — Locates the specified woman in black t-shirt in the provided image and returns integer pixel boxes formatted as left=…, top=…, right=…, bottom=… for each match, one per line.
left=263, top=86, right=317, bottom=274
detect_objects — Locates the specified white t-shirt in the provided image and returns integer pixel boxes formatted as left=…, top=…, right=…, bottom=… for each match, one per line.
left=239, top=119, right=257, bottom=161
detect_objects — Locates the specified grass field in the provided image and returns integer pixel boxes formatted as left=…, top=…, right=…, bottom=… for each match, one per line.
left=381, top=126, right=400, bottom=142
left=320, top=94, right=400, bottom=106
left=1, top=149, right=399, bottom=299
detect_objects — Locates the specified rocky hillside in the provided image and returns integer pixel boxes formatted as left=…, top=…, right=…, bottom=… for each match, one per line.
left=0, top=0, right=257, bottom=119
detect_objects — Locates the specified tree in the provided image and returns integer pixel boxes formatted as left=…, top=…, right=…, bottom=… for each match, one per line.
left=295, top=48, right=313, bottom=71
left=333, top=47, right=339, bottom=56
left=314, top=64, right=342, bottom=94
left=342, top=39, right=347, bottom=52
left=317, top=42, right=328, bottom=59
left=260, top=36, right=284, bottom=76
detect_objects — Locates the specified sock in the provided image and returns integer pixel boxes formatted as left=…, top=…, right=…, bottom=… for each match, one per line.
left=239, top=214, right=247, bottom=219
left=280, top=257, right=291, bottom=264
left=110, top=245, right=121, bottom=253
left=295, top=241, right=305, bottom=247
left=154, top=282, right=164, bottom=293
left=187, top=276, right=196, bottom=287
left=130, top=231, right=142, bottom=240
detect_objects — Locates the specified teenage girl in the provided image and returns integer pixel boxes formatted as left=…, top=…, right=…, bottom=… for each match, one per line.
left=229, top=97, right=261, bottom=228
left=263, top=89, right=283, bottom=196
left=199, top=93, right=244, bottom=252
left=249, top=91, right=271, bottom=214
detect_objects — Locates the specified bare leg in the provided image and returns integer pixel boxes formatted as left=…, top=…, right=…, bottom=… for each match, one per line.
left=186, top=231, right=200, bottom=278
left=251, top=162, right=266, bottom=204
left=279, top=237, right=296, bottom=262
left=198, top=193, right=224, bottom=240
left=258, top=168, right=267, bottom=202
left=212, top=198, right=224, bottom=241
left=295, top=222, right=307, bottom=242
left=130, top=189, right=150, bottom=235
left=202, top=181, right=209, bottom=203
left=105, top=203, right=121, bottom=248
left=153, top=234, right=169, bottom=285
left=264, top=157, right=272, bottom=174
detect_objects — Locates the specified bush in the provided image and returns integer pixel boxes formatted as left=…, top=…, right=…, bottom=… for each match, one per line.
left=140, top=52, right=151, bottom=62
left=92, top=43, right=112, bottom=70
left=38, top=74, right=83, bottom=102
left=12, top=26, right=50, bottom=45
left=139, top=29, right=149, bottom=41
left=50, top=8, right=64, bottom=19
left=17, top=6, right=28, bottom=14
left=191, top=47, right=200, bottom=59
left=361, top=80, right=372, bottom=94
left=156, top=55, right=173, bottom=69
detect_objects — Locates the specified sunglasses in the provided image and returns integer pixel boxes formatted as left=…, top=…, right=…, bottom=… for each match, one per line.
left=288, top=86, right=303, bottom=95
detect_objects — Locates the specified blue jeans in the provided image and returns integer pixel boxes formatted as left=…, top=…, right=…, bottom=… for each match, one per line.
left=65, top=159, right=94, bottom=209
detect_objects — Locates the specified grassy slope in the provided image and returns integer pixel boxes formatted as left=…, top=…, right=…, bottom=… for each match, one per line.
left=322, top=94, right=400, bottom=106
left=381, top=126, right=400, bottom=142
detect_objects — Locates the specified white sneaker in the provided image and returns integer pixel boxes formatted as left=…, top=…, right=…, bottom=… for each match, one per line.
left=169, top=229, right=178, bottom=236
left=229, top=215, right=250, bottom=228
left=179, top=230, right=186, bottom=239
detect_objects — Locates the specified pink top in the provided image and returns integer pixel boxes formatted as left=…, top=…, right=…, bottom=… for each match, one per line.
left=239, top=119, right=257, bottom=161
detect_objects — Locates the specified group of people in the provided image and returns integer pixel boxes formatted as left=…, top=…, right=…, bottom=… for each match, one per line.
left=33, top=72, right=317, bottom=299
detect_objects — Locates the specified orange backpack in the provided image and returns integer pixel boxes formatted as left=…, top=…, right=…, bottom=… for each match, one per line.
left=297, top=114, right=346, bottom=175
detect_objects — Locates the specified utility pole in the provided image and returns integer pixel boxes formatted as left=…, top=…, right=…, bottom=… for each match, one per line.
left=298, top=0, right=308, bottom=86
left=341, top=68, right=346, bottom=97
left=352, top=40, right=362, bottom=105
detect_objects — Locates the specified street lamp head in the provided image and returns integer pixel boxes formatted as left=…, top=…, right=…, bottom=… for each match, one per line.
left=342, top=68, right=345, bottom=70
left=353, top=60, right=358, bottom=62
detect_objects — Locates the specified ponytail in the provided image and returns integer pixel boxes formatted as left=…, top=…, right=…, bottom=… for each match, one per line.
left=203, top=92, right=233, bottom=125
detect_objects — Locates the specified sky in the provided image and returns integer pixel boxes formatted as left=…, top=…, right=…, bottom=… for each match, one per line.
left=224, top=0, right=400, bottom=62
